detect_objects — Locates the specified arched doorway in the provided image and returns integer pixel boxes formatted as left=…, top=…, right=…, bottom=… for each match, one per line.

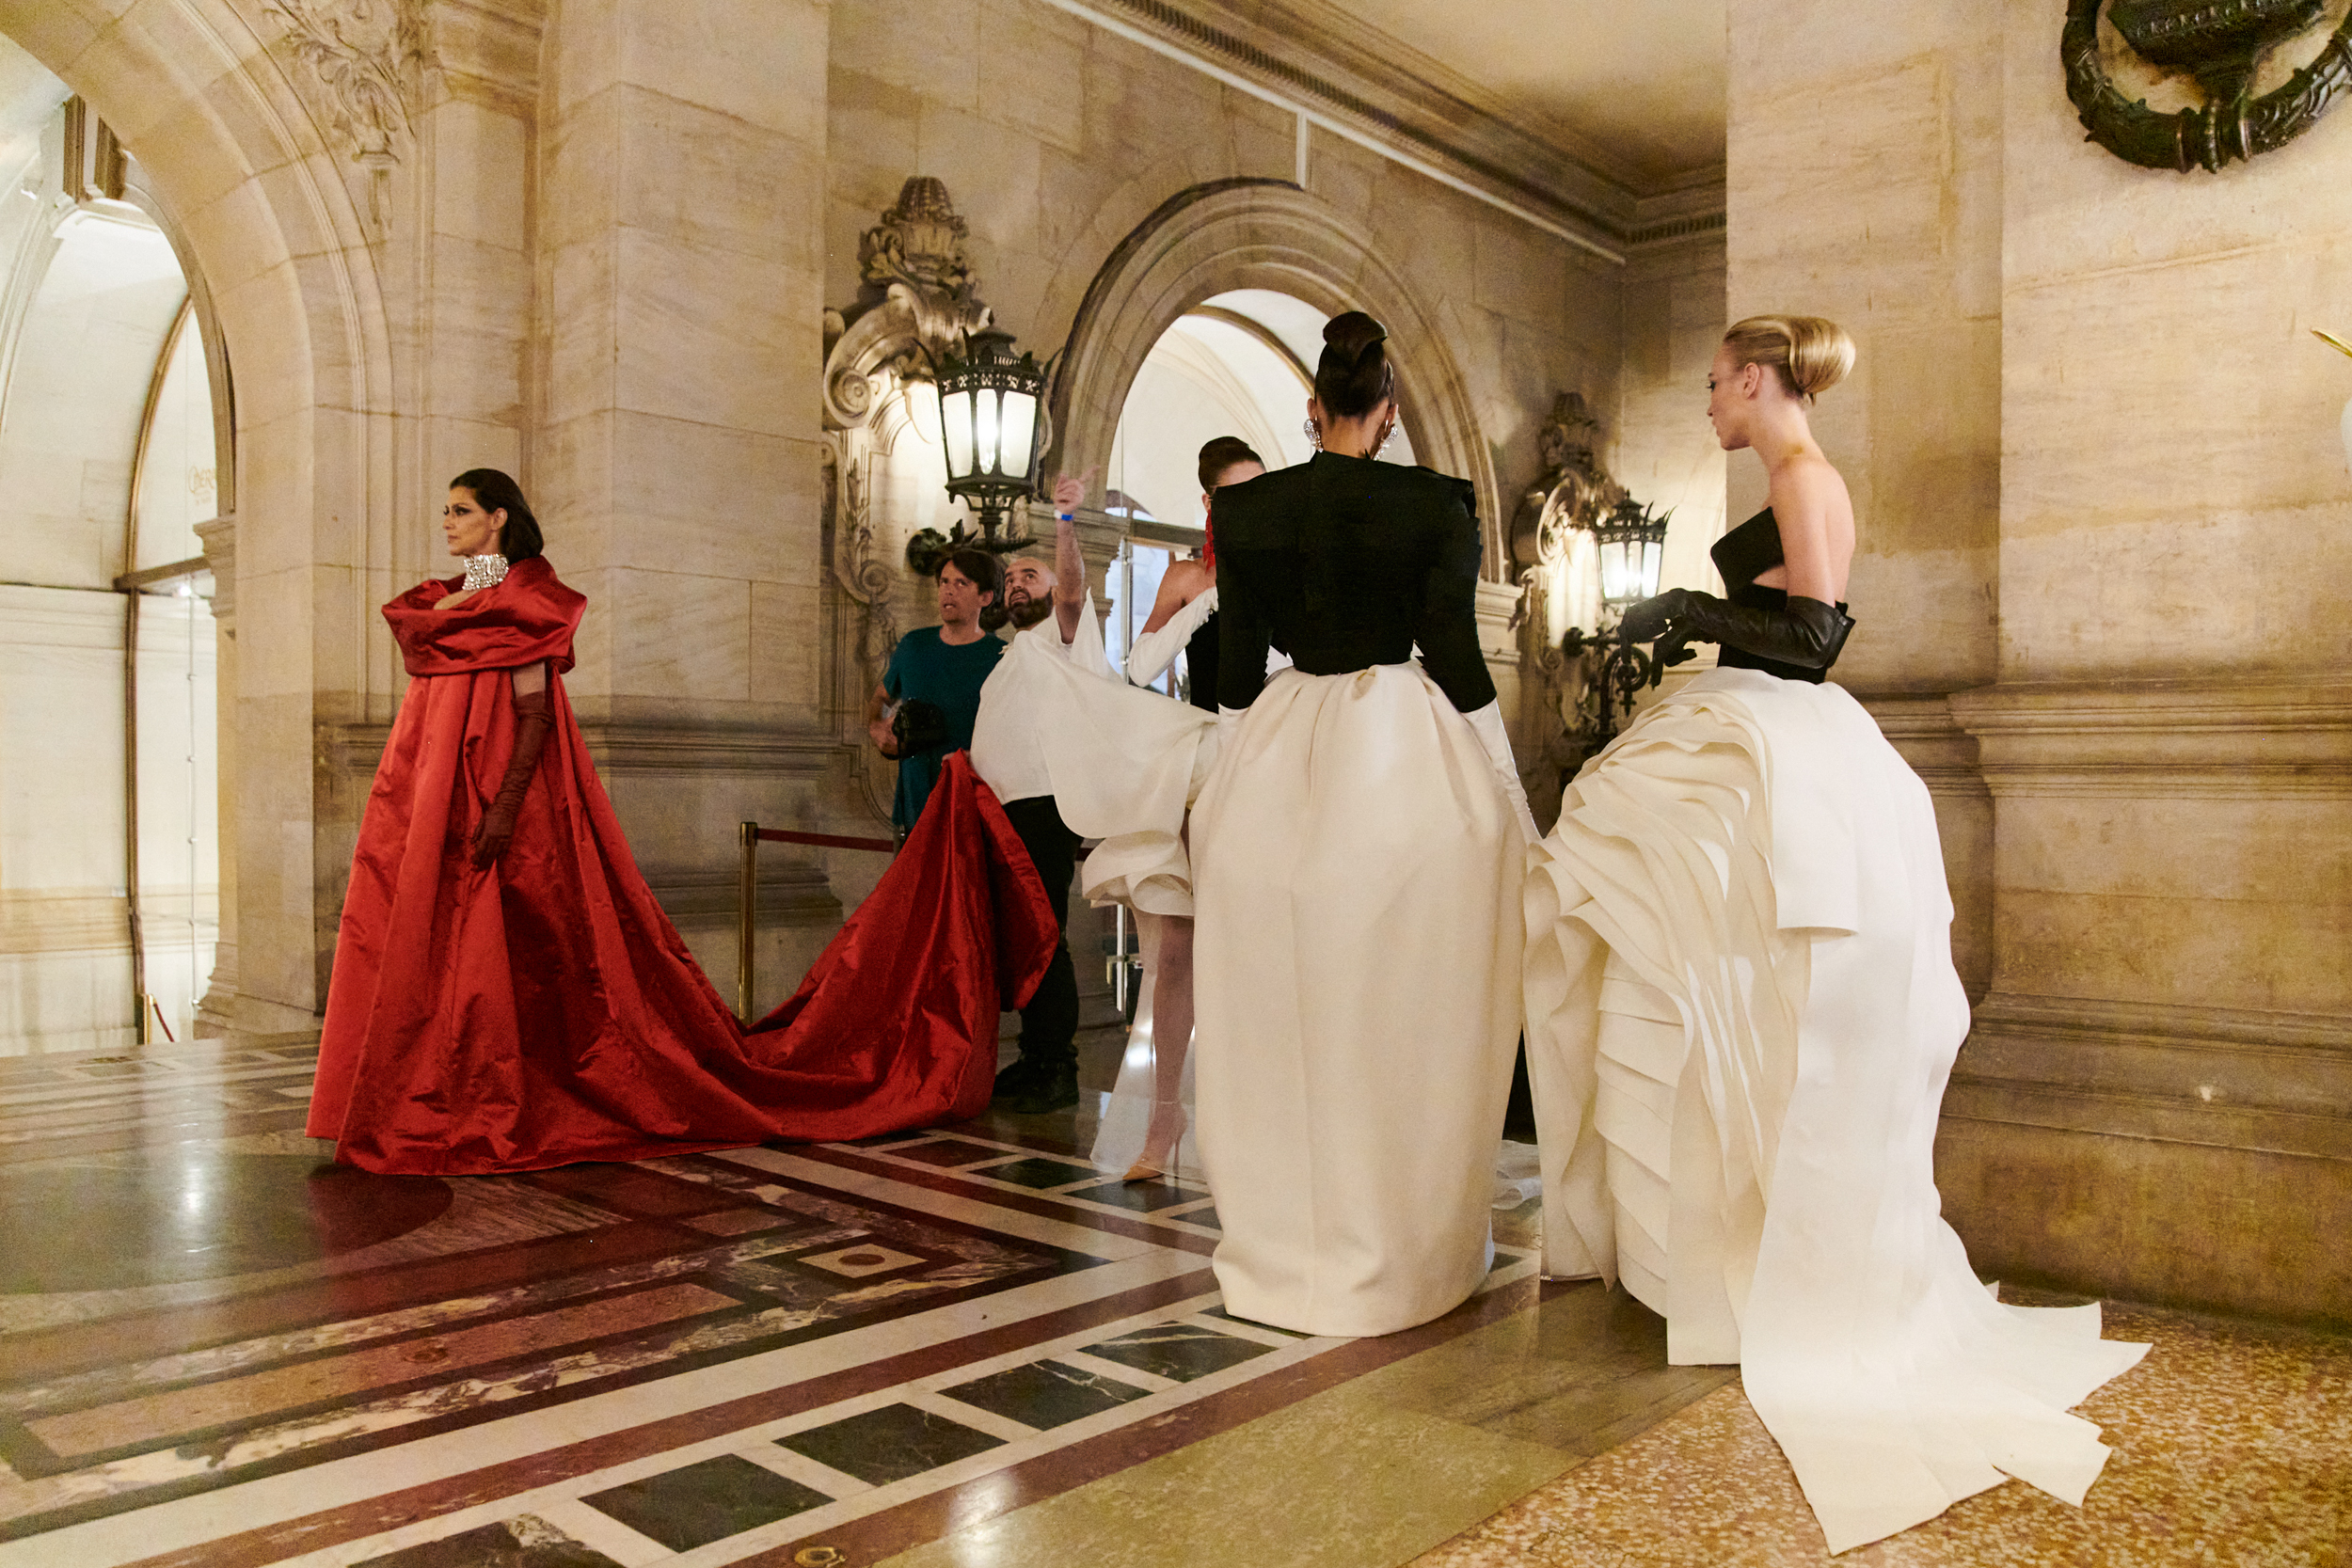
left=1050, top=179, right=1499, bottom=570
left=0, top=54, right=230, bottom=1052
left=0, top=0, right=398, bottom=1042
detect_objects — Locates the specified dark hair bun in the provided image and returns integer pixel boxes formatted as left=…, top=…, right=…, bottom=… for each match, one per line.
left=1197, top=435, right=1263, bottom=492
left=1314, top=310, right=1395, bottom=420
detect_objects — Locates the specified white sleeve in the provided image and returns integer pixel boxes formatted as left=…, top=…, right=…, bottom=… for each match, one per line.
left=1126, top=587, right=1217, bottom=688
left=1463, top=700, right=1538, bottom=845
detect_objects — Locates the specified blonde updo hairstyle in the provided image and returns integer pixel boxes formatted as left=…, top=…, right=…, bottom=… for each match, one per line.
left=1723, top=315, right=1854, bottom=404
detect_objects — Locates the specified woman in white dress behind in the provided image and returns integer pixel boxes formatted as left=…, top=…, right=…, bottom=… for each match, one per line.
left=1089, top=437, right=1263, bottom=1184
left=1191, top=311, right=1535, bottom=1338
left=1524, top=314, right=2148, bottom=1553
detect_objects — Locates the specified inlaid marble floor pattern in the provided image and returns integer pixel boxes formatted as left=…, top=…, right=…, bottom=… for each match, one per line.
left=0, top=1033, right=1579, bottom=1568
left=6, top=1033, right=2344, bottom=1568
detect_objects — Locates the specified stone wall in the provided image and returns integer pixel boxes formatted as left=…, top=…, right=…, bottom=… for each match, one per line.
left=1731, top=1, right=2352, bottom=1322
left=0, top=0, right=1645, bottom=1037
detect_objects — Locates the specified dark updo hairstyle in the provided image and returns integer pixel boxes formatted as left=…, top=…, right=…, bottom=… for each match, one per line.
left=939, top=546, right=1003, bottom=602
left=450, top=467, right=544, bottom=562
left=1313, top=310, right=1396, bottom=420
left=1197, top=436, right=1263, bottom=492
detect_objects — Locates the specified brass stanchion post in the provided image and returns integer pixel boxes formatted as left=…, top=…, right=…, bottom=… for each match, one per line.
left=738, top=821, right=757, bottom=1022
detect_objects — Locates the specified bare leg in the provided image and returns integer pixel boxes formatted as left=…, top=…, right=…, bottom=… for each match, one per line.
left=1125, top=912, right=1195, bottom=1180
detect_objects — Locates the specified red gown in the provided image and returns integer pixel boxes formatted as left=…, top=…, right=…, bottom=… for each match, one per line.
left=309, top=560, right=1057, bottom=1175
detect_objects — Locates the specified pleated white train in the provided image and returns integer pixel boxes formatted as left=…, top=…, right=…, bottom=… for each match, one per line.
left=1524, top=667, right=2149, bottom=1554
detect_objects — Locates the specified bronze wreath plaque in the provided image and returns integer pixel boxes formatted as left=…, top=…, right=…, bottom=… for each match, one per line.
left=2063, top=0, right=2352, bottom=170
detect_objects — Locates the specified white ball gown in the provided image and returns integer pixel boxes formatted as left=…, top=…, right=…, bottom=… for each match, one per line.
left=1525, top=628, right=2149, bottom=1549
left=1190, top=451, right=1532, bottom=1338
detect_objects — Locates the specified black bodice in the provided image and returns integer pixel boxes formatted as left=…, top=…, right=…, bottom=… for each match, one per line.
left=1708, top=507, right=1850, bottom=685
left=1210, top=452, right=1496, bottom=714
left=1184, top=606, right=1220, bottom=713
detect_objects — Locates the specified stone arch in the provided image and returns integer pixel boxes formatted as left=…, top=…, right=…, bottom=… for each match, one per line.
left=0, top=0, right=396, bottom=1026
left=1047, top=179, right=1507, bottom=575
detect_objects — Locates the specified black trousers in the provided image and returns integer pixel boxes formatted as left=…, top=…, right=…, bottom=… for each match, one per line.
left=999, top=794, right=1080, bottom=1069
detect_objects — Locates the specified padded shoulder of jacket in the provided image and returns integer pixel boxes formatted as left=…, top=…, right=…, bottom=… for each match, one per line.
left=1210, top=459, right=1478, bottom=546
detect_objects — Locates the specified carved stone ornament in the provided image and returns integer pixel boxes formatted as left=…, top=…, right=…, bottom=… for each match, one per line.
left=267, top=0, right=428, bottom=230
left=2064, top=0, right=2352, bottom=171
left=818, top=178, right=997, bottom=819
left=1508, top=392, right=1625, bottom=579
left=826, top=176, right=993, bottom=423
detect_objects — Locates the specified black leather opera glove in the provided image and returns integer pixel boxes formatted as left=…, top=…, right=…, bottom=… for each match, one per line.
left=1616, top=588, right=1854, bottom=670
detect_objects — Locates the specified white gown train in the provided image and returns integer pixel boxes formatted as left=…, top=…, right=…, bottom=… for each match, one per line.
left=1525, top=667, right=2148, bottom=1554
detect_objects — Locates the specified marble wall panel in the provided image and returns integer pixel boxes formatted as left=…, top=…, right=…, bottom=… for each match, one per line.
left=0, top=5, right=108, bottom=81
left=421, top=417, right=525, bottom=502
left=610, top=228, right=818, bottom=444
left=538, top=86, right=621, bottom=253
left=1614, top=235, right=1728, bottom=598
left=915, top=100, right=1047, bottom=260
left=600, top=564, right=755, bottom=709
left=422, top=234, right=532, bottom=428
left=610, top=87, right=826, bottom=274
left=832, top=0, right=981, bottom=109
left=600, top=409, right=825, bottom=587
left=132, top=81, right=264, bottom=221
left=1998, top=506, right=2349, bottom=682
left=0, top=589, right=125, bottom=894
left=546, top=235, right=620, bottom=431
left=1937, top=1117, right=2352, bottom=1323
left=977, top=0, right=1089, bottom=155
left=232, top=689, right=318, bottom=1020
left=1727, top=14, right=2002, bottom=697
left=1989, top=791, right=2352, bottom=1015
left=751, top=582, right=825, bottom=718
left=430, top=98, right=530, bottom=249
left=213, top=261, right=322, bottom=433
left=605, top=0, right=829, bottom=145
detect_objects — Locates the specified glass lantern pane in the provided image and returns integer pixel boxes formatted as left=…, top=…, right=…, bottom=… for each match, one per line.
left=974, top=388, right=1001, bottom=475
left=1598, top=539, right=1629, bottom=605
left=942, top=388, right=975, bottom=479
left=1639, top=539, right=1663, bottom=600
left=998, top=390, right=1038, bottom=481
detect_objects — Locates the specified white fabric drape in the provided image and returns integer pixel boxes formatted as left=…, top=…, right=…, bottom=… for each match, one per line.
left=1193, top=662, right=1523, bottom=1338
left=970, top=594, right=1218, bottom=918
left=1524, top=667, right=2148, bottom=1554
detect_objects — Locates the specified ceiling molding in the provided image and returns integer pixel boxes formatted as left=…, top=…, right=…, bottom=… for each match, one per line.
left=1069, top=0, right=1724, bottom=247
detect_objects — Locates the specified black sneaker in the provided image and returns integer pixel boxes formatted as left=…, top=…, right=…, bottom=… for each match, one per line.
left=1006, top=1064, right=1078, bottom=1116
left=993, top=1057, right=1042, bottom=1100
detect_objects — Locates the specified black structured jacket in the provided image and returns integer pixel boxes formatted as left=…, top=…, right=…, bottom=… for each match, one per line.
left=1211, top=451, right=1495, bottom=714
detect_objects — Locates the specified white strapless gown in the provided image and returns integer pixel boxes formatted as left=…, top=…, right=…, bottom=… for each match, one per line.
left=1191, top=662, right=1523, bottom=1337
left=1524, top=667, right=2149, bottom=1554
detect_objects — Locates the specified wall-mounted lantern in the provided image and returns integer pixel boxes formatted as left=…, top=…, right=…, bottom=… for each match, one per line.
left=1561, top=496, right=1674, bottom=756
left=934, top=325, right=1047, bottom=546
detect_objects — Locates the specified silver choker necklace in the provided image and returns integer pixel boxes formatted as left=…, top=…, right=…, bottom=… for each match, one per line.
left=462, top=554, right=509, bottom=592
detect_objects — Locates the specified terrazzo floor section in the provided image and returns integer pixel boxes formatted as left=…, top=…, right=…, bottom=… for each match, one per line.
left=1408, top=1300, right=2352, bottom=1567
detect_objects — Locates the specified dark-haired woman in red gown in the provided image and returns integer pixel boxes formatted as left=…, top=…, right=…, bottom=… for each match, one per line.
left=308, top=469, right=1056, bottom=1175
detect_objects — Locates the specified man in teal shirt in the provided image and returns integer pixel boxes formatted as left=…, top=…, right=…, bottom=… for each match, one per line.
left=866, top=549, right=1006, bottom=835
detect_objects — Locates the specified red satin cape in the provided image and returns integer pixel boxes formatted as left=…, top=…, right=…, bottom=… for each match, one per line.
left=309, top=562, right=1057, bottom=1175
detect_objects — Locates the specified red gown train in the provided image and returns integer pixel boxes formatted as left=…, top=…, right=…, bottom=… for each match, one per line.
left=308, top=561, right=1057, bottom=1175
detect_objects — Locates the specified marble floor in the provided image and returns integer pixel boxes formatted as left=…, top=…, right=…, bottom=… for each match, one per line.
left=0, top=1027, right=2344, bottom=1568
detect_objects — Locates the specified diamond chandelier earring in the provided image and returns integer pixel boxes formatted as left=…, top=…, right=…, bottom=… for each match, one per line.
left=1302, top=416, right=1323, bottom=452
